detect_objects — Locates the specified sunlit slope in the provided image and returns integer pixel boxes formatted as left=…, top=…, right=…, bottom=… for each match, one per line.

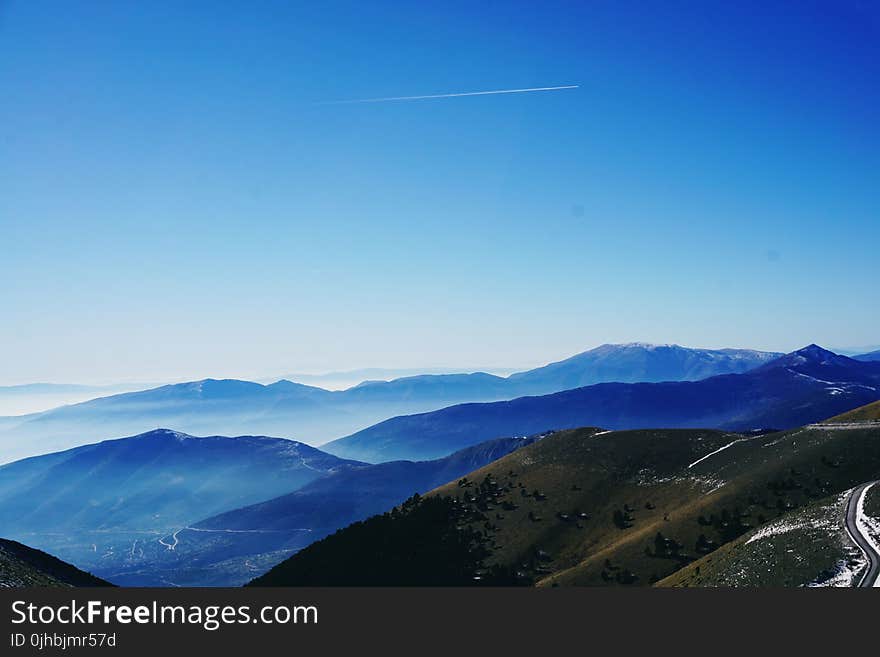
left=656, top=490, right=862, bottom=587
left=429, top=428, right=738, bottom=585
left=247, top=421, right=880, bottom=586
left=822, top=400, right=880, bottom=423
left=512, top=428, right=880, bottom=585
left=252, top=427, right=745, bottom=585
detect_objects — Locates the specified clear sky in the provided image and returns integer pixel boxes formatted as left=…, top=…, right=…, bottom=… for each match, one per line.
left=1, top=1, right=878, bottom=384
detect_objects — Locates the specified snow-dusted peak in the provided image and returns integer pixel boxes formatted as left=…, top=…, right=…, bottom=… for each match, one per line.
left=135, top=428, right=192, bottom=441
left=793, top=344, right=838, bottom=362
left=613, top=342, right=681, bottom=350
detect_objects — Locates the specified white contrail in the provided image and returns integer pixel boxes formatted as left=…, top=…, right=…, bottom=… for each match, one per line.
left=323, top=85, right=579, bottom=105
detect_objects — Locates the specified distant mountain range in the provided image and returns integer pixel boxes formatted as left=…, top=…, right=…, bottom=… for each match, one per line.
left=0, top=343, right=780, bottom=463
left=855, top=349, right=880, bottom=362
left=250, top=408, right=880, bottom=587
left=324, top=345, right=880, bottom=462
left=0, top=537, right=112, bottom=587
left=0, top=382, right=155, bottom=417
left=274, top=366, right=521, bottom=390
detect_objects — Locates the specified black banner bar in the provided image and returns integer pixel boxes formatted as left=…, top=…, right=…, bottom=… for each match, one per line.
left=0, top=587, right=873, bottom=655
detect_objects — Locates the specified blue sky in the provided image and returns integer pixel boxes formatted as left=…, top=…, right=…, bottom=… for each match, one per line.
left=1, top=1, right=878, bottom=384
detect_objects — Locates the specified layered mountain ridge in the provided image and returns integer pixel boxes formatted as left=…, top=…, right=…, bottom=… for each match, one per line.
left=324, top=345, right=880, bottom=462
left=0, top=343, right=781, bottom=463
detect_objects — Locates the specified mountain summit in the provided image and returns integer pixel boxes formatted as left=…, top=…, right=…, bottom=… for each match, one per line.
left=509, top=343, right=781, bottom=393
left=757, top=344, right=870, bottom=380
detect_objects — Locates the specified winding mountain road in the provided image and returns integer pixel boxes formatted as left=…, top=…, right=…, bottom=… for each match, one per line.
left=844, top=481, right=879, bottom=588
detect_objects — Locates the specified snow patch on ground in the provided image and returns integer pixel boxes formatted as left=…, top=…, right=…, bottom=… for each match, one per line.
left=787, top=368, right=836, bottom=385
left=688, top=475, right=726, bottom=494
left=687, top=438, right=752, bottom=469
left=809, top=556, right=865, bottom=588
left=0, top=578, right=25, bottom=588
left=859, top=504, right=880, bottom=544
left=746, top=492, right=847, bottom=545
left=807, top=487, right=873, bottom=587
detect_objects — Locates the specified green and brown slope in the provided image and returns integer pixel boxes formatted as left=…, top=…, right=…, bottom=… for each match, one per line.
left=249, top=414, right=880, bottom=587
left=823, top=400, right=880, bottom=423
left=656, top=490, right=862, bottom=587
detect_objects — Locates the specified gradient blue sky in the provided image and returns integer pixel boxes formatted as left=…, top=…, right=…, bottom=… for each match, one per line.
left=1, top=1, right=878, bottom=384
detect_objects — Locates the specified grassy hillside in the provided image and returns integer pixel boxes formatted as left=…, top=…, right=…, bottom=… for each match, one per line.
left=656, top=491, right=861, bottom=587
left=532, top=424, right=880, bottom=586
left=823, top=400, right=880, bottom=423
left=250, top=422, right=880, bottom=586
left=0, top=538, right=112, bottom=587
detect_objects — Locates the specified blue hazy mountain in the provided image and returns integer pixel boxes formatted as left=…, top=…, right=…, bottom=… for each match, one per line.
left=0, top=375, right=512, bottom=464
left=323, top=346, right=880, bottom=463
left=0, top=381, right=157, bottom=417
left=0, top=344, right=779, bottom=463
left=855, top=349, right=880, bottom=362
left=342, top=372, right=512, bottom=401
left=0, top=428, right=364, bottom=579
left=4, top=433, right=541, bottom=586
left=0, top=383, right=111, bottom=395
left=277, top=366, right=520, bottom=390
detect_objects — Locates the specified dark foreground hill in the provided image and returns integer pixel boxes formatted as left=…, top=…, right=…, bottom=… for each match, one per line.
left=247, top=495, right=519, bottom=587
left=324, top=345, right=880, bottom=462
left=250, top=411, right=880, bottom=587
left=38, top=434, right=542, bottom=586
left=0, top=538, right=112, bottom=588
